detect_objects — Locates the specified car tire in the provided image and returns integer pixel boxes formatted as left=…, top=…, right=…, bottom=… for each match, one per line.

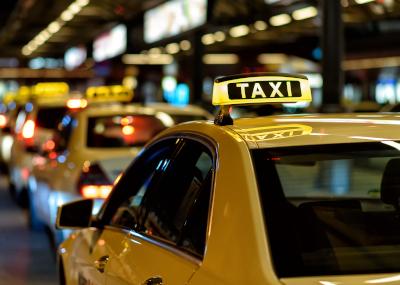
left=28, top=189, right=45, bottom=231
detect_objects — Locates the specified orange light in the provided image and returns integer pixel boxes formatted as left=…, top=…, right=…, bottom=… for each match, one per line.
left=67, top=98, right=87, bottom=109
left=44, top=139, right=55, bottom=151
left=120, top=116, right=132, bottom=126
left=0, top=114, right=7, bottom=128
left=22, top=120, right=35, bottom=139
left=81, top=185, right=113, bottom=199
left=122, top=125, right=135, bottom=135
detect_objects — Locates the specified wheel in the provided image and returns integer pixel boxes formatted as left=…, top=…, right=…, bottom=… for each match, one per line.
left=27, top=189, right=45, bottom=231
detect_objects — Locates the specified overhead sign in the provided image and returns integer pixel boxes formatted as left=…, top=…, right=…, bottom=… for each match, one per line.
left=144, top=0, right=207, bottom=43
left=93, top=24, right=127, bottom=62
left=212, top=73, right=312, bottom=106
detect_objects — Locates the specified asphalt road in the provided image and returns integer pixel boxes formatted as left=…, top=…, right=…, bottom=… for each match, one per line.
left=0, top=175, right=57, bottom=285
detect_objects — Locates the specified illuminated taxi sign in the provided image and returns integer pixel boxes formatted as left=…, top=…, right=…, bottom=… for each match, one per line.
left=32, top=82, right=69, bottom=97
left=86, top=85, right=133, bottom=103
left=212, top=73, right=312, bottom=106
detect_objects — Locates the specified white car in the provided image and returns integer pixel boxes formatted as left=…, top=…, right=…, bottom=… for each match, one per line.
left=28, top=100, right=212, bottom=246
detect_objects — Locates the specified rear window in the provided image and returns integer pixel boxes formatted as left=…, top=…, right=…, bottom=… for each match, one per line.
left=169, top=114, right=208, bottom=124
left=36, top=107, right=68, bottom=129
left=87, top=114, right=166, bottom=148
left=253, top=142, right=400, bottom=277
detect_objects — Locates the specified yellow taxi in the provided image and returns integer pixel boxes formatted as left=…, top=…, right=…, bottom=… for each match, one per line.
left=8, top=82, right=70, bottom=205
left=28, top=85, right=212, bottom=246
left=57, top=73, right=400, bottom=285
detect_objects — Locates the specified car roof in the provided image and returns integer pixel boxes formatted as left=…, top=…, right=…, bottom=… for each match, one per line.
left=165, top=112, right=400, bottom=150
left=228, top=113, right=400, bottom=149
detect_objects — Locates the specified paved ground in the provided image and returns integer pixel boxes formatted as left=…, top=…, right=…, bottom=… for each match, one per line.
left=0, top=175, right=57, bottom=285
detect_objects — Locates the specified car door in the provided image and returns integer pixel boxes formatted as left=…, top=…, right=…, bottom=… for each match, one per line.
left=102, top=136, right=215, bottom=285
left=67, top=138, right=180, bottom=285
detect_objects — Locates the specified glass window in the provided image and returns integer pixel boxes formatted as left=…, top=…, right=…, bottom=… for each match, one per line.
left=36, top=107, right=68, bottom=129
left=109, top=138, right=214, bottom=257
left=108, top=139, right=179, bottom=230
left=139, top=139, right=213, bottom=257
left=87, top=114, right=166, bottom=148
left=169, top=114, right=208, bottom=124
left=252, top=142, right=400, bottom=277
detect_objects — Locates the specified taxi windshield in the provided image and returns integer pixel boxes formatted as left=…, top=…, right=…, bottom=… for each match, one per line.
left=252, top=142, right=400, bottom=277
left=87, top=114, right=166, bottom=148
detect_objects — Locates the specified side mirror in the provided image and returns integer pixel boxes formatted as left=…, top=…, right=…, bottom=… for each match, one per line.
left=56, top=199, right=94, bottom=229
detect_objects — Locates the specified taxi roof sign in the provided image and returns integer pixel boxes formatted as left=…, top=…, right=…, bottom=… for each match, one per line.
left=212, top=73, right=312, bottom=106
left=86, top=85, right=133, bottom=103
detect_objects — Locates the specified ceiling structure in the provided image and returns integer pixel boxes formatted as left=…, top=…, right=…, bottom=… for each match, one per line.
left=0, top=0, right=399, bottom=62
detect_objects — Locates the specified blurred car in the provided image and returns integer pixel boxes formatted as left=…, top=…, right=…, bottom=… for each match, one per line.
left=28, top=91, right=212, bottom=246
left=57, top=73, right=400, bottom=285
left=8, top=82, right=70, bottom=206
left=0, top=90, right=31, bottom=173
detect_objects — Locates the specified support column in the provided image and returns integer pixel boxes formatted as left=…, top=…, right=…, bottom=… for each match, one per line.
left=191, top=31, right=204, bottom=104
left=320, top=0, right=344, bottom=112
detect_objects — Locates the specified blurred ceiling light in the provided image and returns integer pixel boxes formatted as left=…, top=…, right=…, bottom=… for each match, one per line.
left=254, top=20, right=268, bottom=31
left=343, top=56, right=400, bottom=70
left=341, top=0, right=349, bottom=7
left=354, top=0, right=374, bottom=4
left=180, top=40, right=191, bottom=50
left=48, top=21, right=61, bottom=34
left=165, top=43, right=180, bottom=54
left=76, top=0, right=90, bottom=7
left=68, top=3, right=82, bottom=14
left=61, top=10, right=74, bottom=21
left=149, top=47, right=162, bottom=54
left=122, top=54, right=174, bottom=65
left=214, top=31, right=226, bottom=42
left=201, top=33, right=215, bottom=45
left=292, top=6, right=318, bottom=20
left=229, top=25, right=250, bottom=37
left=258, top=53, right=288, bottom=64
left=21, top=0, right=89, bottom=56
left=269, top=14, right=291, bottom=26
left=202, top=54, right=239, bottom=65
left=264, top=0, right=281, bottom=4
left=22, top=47, right=32, bottom=56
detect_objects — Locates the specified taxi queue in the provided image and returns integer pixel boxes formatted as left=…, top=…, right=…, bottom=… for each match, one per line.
left=4, top=73, right=400, bottom=285
left=0, top=82, right=212, bottom=247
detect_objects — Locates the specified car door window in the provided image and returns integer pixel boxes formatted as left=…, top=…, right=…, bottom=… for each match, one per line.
left=139, top=139, right=214, bottom=257
left=106, top=138, right=180, bottom=230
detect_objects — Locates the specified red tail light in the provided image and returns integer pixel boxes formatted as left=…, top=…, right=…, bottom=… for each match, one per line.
left=77, top=163, right=113, bottom=199
left=0, top=114, right=7, bottom=128
left=22, top=119, right=35, bottom=139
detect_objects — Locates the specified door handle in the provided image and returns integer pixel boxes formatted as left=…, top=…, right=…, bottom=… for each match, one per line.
left=143, top=276, right=163, bottom=285
left=94, top=255, right=109, bottom=273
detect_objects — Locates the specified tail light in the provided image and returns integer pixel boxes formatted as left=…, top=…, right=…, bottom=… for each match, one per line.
left=77, top=163, right=113, bottom=199
left=0, top=114, right=7, bottom=128
left=22, top=119, right=35, bottom=139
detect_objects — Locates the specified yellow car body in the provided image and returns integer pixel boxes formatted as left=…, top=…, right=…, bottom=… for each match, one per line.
left=58, top=112, right=400, bottom=285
